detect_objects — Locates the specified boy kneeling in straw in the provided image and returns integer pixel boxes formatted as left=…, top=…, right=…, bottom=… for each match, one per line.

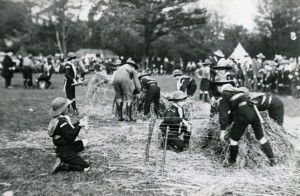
left=48, top=97, right=89, bottom=174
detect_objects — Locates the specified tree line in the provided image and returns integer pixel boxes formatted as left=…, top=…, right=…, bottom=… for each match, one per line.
left=0, top=0, right=299, bottom=63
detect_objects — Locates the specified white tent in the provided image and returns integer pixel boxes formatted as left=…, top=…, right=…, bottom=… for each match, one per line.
left=229, top=43, right=248, bottom=61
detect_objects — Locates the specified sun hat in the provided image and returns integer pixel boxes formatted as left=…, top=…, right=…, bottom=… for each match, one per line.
left=138, top=72, right=150, bottom=79
left=220, top=84, right=243, bottom=93
left=172, top=69, right=183, bottom=77
left=211, top=59, right=232, bottom=70
left=212, top=75, right=235, bottom=85
left=6, top=52, right=13, bottom=57
left=126, top=59, right=139, bottom=70
left=168, top=91, right=188, bottom=101
left=115, top=59, right=122, bottom=64
left=66, top=52, right=77, bottom=61
left=256, top=53, right=265, bottom=59
left=202, top=59, right=212, bottom=65
left=213, top=50, right=225, bottom=58
left=239, top=87, right=250, bottom=97
left=49, top=97, right=72, bottom=117
left=248, top=92, right=265, bottom=100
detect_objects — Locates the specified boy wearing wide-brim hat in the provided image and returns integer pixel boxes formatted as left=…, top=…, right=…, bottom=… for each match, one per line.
left=209, top=76, right=236, bottom=118
left=159, top=91, right=192, bottom=152
left=217, top=83, right=276, bottom=167
left=212, top=50, right=226, bottom=67
left=138, top=72, right=161, bottom=117
left=172, top=69, right=197, bottom=97
left=64, top=52, right=80, bottom=115
left=48, top=97, right=89, bottom=174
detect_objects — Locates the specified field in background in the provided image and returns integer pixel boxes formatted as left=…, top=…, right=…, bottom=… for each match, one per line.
left=0, top=73, right=299, bottom=195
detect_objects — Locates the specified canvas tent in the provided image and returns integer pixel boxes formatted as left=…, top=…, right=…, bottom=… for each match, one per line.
left=229, top=43, right=248, bottom=61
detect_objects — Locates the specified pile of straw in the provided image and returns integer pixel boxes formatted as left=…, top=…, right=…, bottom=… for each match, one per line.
left=192, top=112, right=295, bottom=168
left=86, top=74, right=111, bottom=98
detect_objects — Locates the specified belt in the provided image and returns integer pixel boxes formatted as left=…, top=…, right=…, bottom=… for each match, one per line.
left=238, top=101, right=247, bottom=107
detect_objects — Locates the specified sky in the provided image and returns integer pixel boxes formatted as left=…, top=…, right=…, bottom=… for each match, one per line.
left=77, top=0, right=258, bottom=30
left=198, top=0, right=258, bottom=30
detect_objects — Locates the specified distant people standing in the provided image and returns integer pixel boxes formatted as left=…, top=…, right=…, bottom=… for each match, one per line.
left=252, top=53, right=265, bottom=91
left=23, top=54, right=34, bottom=88
left=195, top=59, right=211, bottom=102
left=1, top=52, right=15, bottom=88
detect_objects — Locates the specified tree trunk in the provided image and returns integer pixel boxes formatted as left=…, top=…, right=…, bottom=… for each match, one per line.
left=143, top=27, right=152, bottom=70
left=56, top=29, right=63, bottom=54
left=61, top=21, right=67, bottom=56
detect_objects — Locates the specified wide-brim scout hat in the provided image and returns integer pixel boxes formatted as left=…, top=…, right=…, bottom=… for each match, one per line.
left=274, top=54, right=282, bottom=61
left=279, top=59, right=288, bottom=65
left=256, top=53, right=265, bottom=59
left=6, top=52, right=13, bottom=57
left=138, top=72, right=150, bottom=79
left=238, top=87, right=250, bottom=97
left=212, top=75, right=234, bottom=85
left=203, top=59, right=212, bottom=65
left=168, top=91, right=188, bottom=101
left=126, top=59, right=139, bottom=70
left=211, top=60, right=232, bottom=70
left=248, top=92, right=265, bottom=100
left=66, top=52, right=77, bottom=61
left=213, top=50, right=225, bottom=58
left=49, top=97, right=73, bottom=117
left=172, top=69, right=182, bottom=77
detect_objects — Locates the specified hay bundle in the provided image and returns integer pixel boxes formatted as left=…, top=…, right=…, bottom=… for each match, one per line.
left=192, top=112, right=294, bottom=168
left=86, top=74, right=110, bottom=98
left=130, top=93, right=171, bottom=118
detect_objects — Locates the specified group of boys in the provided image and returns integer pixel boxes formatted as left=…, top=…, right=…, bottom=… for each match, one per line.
left=48, top=52, right=283, bottom=174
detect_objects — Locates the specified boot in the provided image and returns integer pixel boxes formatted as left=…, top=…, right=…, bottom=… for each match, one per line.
left=199, top=93, right=203, bottom=101
left=184, top=143, right=189, bottom=151
left=117, top=102, right=124, bottom=121
left=204, top=94, right=208, bottom=103
left=24, top=80, right=27, bottom=89
left=60, top=162, right=84, bottom=171
left=224, top=145, right=238, bottom=167
left=51, top=157, right=62, bottom=174
left=125, top=104, right=136, bottom=122
left=261, top=141, right=276, bottom=166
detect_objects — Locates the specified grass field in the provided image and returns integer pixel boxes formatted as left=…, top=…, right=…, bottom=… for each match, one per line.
left=0, top=73, right=299, bottom=196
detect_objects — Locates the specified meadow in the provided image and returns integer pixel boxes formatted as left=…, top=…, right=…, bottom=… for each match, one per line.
left=0, top=73, right=299, bottom=196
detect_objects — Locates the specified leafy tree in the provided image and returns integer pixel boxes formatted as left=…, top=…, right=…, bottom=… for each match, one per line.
left=0, top=0, right=32, bottom=51
left=255, top=0, right=300, bottom=57
left=92, top=0, right=207, bottom=65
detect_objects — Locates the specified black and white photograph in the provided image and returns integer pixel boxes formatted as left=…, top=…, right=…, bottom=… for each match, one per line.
left=0, top=0, right=299, bottom=195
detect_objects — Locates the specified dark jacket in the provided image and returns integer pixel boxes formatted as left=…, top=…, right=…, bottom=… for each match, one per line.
left=140, top=76, right=158, bottom=91
left=159, top=104, right=188, bottom=136
left=219, top=91, right=248, bottom=130
left=49, top=116, right=82, bottom=148
left=64, top=62, right=78, bottom=84
left=1, top=55, right=14, bottom=78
